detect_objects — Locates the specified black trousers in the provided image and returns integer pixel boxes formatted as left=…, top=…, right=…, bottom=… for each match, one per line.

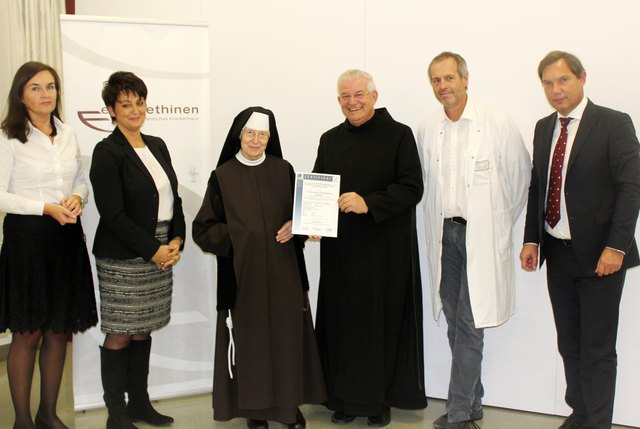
left=544, top=235, right=625, bottom=429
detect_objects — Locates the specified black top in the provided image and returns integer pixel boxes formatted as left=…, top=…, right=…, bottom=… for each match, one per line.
left=90, top=126, right=186, bottom=261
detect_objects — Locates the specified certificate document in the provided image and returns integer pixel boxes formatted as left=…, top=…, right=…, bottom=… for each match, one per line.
left=292, top=172, right=340, bottom=237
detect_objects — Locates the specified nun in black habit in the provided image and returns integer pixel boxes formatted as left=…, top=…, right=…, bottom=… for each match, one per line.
left=192, top=107, right=326, bottom=429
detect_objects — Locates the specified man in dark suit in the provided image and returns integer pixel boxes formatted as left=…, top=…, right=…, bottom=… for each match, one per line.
left=520, top=51, right=640, bottom=429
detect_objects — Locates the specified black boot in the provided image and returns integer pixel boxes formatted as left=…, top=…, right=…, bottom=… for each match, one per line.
left=126, top=338, right=174, bottom=426
left=101, top=347, right=138, bottom=429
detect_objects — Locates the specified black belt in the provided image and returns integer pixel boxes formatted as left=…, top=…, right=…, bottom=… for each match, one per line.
left=445, top=217, right=467, bottom=225
left=545, top=232, right=573, bottom=247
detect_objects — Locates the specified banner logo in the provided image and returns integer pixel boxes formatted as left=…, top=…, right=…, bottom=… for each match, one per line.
left=76, top=104, right=201, bottom=133
left=78, top=111, right=112, bottom=132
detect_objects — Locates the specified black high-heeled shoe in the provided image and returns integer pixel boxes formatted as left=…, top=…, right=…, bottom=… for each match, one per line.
left=12, top=422, right=36, bottom=429
left=34, top=414, right=70, bottom=429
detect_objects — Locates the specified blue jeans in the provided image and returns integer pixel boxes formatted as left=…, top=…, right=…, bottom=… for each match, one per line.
left=439, top=220, right=484, bottom=423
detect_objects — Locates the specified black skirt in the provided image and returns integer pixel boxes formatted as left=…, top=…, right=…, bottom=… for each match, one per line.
left=0, top=214, right=98, bottom=334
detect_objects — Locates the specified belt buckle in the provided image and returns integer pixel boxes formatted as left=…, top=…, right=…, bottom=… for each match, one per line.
left=450, top=216, right=466, bottom=225
left=546, top=232, right=572, bottom=247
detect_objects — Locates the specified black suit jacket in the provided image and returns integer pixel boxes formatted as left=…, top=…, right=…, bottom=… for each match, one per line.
left=90, top=126, right=186, bottom=261
left=523, top=100, right=640, bottom=273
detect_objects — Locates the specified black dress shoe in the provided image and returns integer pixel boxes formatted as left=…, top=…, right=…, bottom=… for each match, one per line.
left=247, top=419, right=268, bottom=429
left=446, top=421, right=480, bottom=429
left=433, top=409, right=483, bottom=429
left=559, top=413, right=585, bottom=429
left=331, top=411, right=356, bottom=424
left=286, top=408, right=306, bottom=429
left=367, top=408, right=390, bottom=428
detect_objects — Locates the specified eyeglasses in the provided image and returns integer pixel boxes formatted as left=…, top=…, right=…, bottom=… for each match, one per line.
left=339, top=91, right=370, bottom=102
left=243, top=128, right=270, bottom=140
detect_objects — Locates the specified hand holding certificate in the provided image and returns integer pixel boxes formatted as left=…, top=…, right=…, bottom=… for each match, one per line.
left=292, top=172, right=340, bottom=237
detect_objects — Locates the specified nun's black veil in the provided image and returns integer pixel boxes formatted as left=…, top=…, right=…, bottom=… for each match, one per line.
left=216, top=106, right=283, bottom=167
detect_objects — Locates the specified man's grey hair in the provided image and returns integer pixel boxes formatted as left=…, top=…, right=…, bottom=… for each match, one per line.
left=337, top=69, right=376, bottom=94
left=428, top=51, right=469, bottom=81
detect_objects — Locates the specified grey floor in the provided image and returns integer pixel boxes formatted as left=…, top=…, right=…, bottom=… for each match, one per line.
left=0, top=345, right=633, bottom=429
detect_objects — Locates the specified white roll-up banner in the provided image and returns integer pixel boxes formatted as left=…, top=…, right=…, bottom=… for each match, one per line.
left=60, top=15, right=215, bottom=410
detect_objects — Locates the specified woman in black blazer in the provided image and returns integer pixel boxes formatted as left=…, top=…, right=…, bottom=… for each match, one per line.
left=90, top=72, right=185, bottom=429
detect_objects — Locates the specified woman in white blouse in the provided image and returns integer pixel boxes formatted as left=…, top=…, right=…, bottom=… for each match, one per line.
left=0, top=62, right=98, bottom=429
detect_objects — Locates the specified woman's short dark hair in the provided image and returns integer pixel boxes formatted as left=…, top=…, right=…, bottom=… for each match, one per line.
left=102, top=71, right=148, bottom=122
left=1, top=61, right=62, bottom=143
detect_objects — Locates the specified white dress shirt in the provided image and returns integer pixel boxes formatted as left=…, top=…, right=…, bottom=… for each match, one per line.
left=0, top=117, right=88, bottom=215
left=545, top=96, right=588, bottom=239
left=441, top=115, right=471, bottom=219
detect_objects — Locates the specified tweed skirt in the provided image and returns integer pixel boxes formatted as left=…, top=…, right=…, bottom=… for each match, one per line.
left=96, top=221, right=173, bottom=334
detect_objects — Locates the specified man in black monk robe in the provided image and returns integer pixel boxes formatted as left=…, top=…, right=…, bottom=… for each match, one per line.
left=313, top=70, right=427, bottom=428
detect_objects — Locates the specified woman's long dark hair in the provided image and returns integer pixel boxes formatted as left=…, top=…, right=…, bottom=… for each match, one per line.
left=0, top=61, right=63, bottom=143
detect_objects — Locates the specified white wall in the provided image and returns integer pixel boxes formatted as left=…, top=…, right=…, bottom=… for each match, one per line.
left=76, top=1, right=640, bottom=426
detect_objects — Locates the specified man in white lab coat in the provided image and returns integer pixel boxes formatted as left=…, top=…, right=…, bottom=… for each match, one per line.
left=416, top=52, right=531, bottom=429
